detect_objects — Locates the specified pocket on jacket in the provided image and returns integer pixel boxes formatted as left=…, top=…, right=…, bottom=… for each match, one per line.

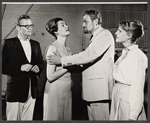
left=88, top=73, right=103, bottom=80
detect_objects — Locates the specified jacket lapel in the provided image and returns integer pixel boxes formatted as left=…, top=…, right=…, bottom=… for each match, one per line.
left=30, top=40, right=36, bottom=64
left=89, top=28, right=105, bottom=45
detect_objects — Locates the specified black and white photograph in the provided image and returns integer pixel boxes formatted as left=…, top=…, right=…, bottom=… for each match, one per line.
left=1, top=1, right=148, bottom=121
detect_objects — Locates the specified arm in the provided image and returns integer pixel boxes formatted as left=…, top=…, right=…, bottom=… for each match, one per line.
left=2, top=40, right=21, bottom=76
left=129, top=55, right=148, bottom=120
left=61, top=30, right=114, bottom=66
left=46, top=45, right=68, bottom=83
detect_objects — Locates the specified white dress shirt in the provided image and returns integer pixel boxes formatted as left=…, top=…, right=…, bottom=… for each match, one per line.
left=18, top=35, right=32, bottom=98
left=113, top=44, right=148, bottom=120
left=18, top=35, right=31, bottom=63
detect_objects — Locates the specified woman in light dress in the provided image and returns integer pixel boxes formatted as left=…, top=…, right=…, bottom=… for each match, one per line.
left=43, top=17, right=72, bottom=120
left=110, top=20, right=148, bottom=120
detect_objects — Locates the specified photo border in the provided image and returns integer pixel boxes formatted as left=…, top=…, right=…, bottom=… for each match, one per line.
left=1, top=0, right=149, bottom=123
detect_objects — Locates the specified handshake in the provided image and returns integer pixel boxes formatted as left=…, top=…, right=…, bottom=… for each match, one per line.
left=21, top=64, right=39, bottom=73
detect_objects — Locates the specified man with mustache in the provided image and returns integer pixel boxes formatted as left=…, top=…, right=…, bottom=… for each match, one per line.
left=47, top=10, right=114, bottom=120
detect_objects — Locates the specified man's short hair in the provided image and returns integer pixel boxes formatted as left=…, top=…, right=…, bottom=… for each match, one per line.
left=84, top=10, right=102, bottom=24
left=16, top=14, right=31, bottom=25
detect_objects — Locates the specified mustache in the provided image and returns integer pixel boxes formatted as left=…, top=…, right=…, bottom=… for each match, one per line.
left=83, top=27, right=87, bottom=30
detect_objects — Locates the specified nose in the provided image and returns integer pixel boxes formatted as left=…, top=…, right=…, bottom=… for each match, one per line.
left=28, top=27, right=33, bottom=30
left=65, top=24, right=68, bottom=27
left=66, top=26, right=69, bottom=30
left=83, top=22, right=85, bottom=27
left=65, top=24, right=69, bottom=29
left=115, top=31, right=118, bottom=35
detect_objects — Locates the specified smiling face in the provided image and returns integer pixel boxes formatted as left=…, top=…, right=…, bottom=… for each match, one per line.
left=17, top=19, right=33, bottom=36
left=115, top=26, right=129, bottom=43
left=56, top=20, right=70, bottom=37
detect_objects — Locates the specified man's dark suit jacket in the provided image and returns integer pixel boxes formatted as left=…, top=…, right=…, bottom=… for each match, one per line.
left=2, top=37, right=44, bottom=103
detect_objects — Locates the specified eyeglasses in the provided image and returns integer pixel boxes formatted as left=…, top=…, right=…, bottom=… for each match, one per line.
left=18, top=24, right=34, bottom=29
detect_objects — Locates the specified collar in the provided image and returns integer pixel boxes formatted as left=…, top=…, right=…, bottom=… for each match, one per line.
left=92, top=25, right=104, bottom=37
left=17, top=35, right=30, bottom=42
left=124, top=44, right=138, bottom=52
left=89, top=26, right=104, bottom=44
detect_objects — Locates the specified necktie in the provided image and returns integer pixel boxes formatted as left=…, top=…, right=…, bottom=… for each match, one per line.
left=88, top=35, right=93, bottom=46
left=90, top=35, right=93, bottom=40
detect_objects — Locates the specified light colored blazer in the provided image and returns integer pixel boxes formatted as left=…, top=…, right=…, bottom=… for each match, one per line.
left=61, top=26, right=115, bottom=101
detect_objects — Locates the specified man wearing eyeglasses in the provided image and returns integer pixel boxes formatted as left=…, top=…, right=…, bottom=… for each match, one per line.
left=2, top=14, right=44, bottom=120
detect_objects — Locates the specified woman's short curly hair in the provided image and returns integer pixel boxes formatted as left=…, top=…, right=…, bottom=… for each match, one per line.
left=119, top=20, right=144, bottom=43
left=45, top=17, right=63, bottom=39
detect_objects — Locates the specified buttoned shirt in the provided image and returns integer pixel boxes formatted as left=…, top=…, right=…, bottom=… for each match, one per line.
left=18, top=35, right=31, bottom=63
left=113, top=44, right=148, bottom=120
left=18, top=35, right=32, bottom=96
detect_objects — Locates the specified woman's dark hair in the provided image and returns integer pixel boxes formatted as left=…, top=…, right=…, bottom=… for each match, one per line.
left=119, top=20, right=144, bottom=43
left=45, top=17, right=63, bottom=39
left=84, top=10, right=102, bottom=24
left=16, top=14, right=31, bottom=25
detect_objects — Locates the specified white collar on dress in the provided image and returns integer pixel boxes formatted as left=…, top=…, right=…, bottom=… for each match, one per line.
left=124, top=44, right=138, bottom=52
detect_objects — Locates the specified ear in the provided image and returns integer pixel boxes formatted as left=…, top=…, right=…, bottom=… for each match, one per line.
left=54, top=31, right=59, bottom=36
left=94, top=18, right=98, bottom=26
left=16, top=25, right=20, bottom=31
left=127, top=32, right=132, bottom=39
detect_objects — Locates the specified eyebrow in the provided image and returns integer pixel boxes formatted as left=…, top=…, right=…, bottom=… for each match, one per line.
left=59, top=22, right=65, bottom=25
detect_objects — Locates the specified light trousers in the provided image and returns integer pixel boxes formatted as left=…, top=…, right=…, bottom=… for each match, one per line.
left=87, top=102, right=109, bottom=120
left=6, top=85, right=36, bottom=121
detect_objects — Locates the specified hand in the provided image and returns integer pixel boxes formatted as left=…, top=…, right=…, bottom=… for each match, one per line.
left=21, top=64, right=33, bottom=72
left=31, top=65, right=40, bottom=73
left=47, top=53, right=61, bottom=65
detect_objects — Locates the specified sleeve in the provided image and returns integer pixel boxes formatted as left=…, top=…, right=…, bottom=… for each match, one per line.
left=2, top=40, right=21, bottom=76
left=61, top=30, right=113, bottom=66
left=129, top=54, right=147, bottom=120
left=46, top=44, right=58, bottom=57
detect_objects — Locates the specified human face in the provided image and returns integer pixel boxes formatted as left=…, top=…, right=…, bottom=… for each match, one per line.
left=115, top=27, right=129, bottom=43
left=82, top=14, right=94, bottom=34
left=17, top=19, right=33, bottom=36
left=56, top=20, right=70, bottom=36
